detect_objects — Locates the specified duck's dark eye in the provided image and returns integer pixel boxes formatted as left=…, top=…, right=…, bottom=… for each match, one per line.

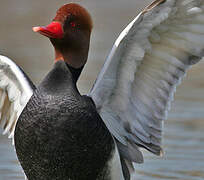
left=64, top=14, right=76, bottom=29
left=70, top=22, right=76, bottom=28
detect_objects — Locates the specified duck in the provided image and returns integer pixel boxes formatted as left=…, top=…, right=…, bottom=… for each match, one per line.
left=0, top=0, right=204, bottom=179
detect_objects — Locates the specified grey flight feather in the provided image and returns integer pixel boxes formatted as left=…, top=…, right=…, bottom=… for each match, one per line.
left=0, top=55, right=34, bottom=140
left=89, top=0, right=204, bottom=168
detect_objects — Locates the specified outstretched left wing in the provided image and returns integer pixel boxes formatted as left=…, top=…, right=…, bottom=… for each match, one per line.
left=0, top=55, right=35, bottom=140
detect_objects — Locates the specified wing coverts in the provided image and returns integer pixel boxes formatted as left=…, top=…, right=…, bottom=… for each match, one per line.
left=0, top=56, right=34, bottom=140
left=90, top=0, right=204, bottom=164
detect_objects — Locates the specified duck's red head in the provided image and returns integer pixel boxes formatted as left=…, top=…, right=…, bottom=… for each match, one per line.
left=33, top=3, right=93, bottom=68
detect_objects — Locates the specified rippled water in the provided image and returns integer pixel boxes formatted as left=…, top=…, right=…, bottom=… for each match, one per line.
left=0, top=0, right=204, bottom=179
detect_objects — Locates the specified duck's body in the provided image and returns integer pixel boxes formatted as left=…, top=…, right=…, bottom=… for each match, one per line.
left=15, top=61, right=116, bottom=180
left=14, top=4, right=127, bottom=180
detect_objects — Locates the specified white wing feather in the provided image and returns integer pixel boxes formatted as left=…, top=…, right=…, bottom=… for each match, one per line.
left=0, top=55, right=34, bottom=140
left=89, top=0, right=204, bottom=164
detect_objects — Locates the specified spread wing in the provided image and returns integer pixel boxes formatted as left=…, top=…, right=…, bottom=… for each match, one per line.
left=89, top=0, right=204, bottom=165
left=0, top=55, right=35, bottom=140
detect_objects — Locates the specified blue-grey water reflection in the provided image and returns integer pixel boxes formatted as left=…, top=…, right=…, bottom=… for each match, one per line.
left=0, top=0, right=204, bottom=179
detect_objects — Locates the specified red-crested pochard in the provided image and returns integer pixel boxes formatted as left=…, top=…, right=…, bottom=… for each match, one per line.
left=0, top=0, right=204, bottom=179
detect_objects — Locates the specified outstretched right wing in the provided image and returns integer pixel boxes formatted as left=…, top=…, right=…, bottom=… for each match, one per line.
left=89, top=0, right=204, bottom=165
left=0, top=55, right=35, bottom=140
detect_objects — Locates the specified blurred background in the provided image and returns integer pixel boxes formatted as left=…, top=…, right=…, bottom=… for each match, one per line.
left=0, top=0, right=204, bottom=179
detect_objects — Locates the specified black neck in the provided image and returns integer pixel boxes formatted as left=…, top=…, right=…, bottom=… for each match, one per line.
left=39, top=61, right=81, bottom=95
left=66, top=63, right=84, bottom=83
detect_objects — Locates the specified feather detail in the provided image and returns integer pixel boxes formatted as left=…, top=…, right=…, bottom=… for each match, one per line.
left=89, top=0, right=204, bottom=166
left=0, top=55, right=34, bottom=141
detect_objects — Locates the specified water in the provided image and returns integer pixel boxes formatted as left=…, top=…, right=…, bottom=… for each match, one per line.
left=0, top=0, right=204, bottom=179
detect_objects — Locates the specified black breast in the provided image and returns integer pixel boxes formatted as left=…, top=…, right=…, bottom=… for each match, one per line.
left=14, top=61, right=114, bottom=180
